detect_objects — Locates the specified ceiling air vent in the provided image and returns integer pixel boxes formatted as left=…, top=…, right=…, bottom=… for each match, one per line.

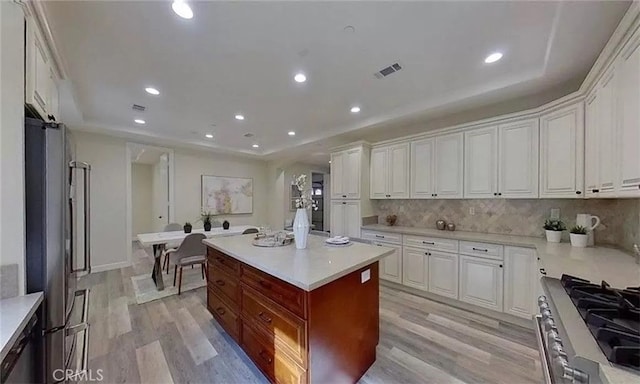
left=374, top=62, right=402, bottom=79
left=132, top=104, right=146, bottom=112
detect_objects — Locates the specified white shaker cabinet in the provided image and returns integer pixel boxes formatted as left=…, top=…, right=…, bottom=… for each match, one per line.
left=464, top=126, right=498, bottom=198
left=329, top=200, right=360, bottom=238
left=410, top=138, right=435, bottom=198
left=25, top=17, right=51, bottom=120
left=433, top=133, right=464, bottom=198
left=402, top=247, right=428, bottom=290
left=498, top=119, right=539, bottom=198
left=459, top=255, right=504, bottom=312
left=331, top=148, right=362, bottom=199
left=375, top=242, right=403, bottom=283
left=428, top=251, right=459, bottom=299
left=370, top=148, right=388, bottom=199
left=539, top=103, right=585, bottom=198
left=370, top=143, right=410, bottom=199
left=504, top=247, right=537, bottom=319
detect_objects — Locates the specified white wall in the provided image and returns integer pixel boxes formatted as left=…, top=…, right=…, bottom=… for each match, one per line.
left=131, top=163, right=153, bottom=236
left=0, top=2, right=26, bottom=296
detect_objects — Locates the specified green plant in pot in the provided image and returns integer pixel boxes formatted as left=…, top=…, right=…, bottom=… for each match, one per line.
left=183, top=222, right=192, bottom=234
left=201, top=210, right=214, bottom=232
left=543, top=219, right=565, bottom=243
left=569, top=225, right=588, bottom=248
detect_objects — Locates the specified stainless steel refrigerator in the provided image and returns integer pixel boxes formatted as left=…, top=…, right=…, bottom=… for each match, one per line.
left=25, top=118, right=91, bottom=383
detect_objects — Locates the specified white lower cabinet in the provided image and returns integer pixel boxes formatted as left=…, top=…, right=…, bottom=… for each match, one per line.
left=402, top=247, right=428, bottom=290
left=376, top=242, right=402, bottom=283
left=504, top=247, right=537, bottom=318
left=459, top=255, right=504, bottom=312
left=428, top=251, right=459, bottom=299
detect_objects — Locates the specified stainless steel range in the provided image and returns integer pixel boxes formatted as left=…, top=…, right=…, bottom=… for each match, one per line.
left=536, top=274, right=640, bottom=384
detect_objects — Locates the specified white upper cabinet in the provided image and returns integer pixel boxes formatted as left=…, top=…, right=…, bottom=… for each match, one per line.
left=498, top=119, right=539, bottom=198
left=464, top=126, right=498, bottom=198
left=26, top=18, right=51, bottom=120
left=331, top=147, right=362, bottom=199
left=370, top=143, right=409, bottom=199
left=330, top=152, right=345, bottom=199
left=617, top=35, right=640, bottom=196
left=539, top=102, right=585, bottom=198
left=410, top=138, right=435, bottom=198
left=434, top=133, right=464, bottom=198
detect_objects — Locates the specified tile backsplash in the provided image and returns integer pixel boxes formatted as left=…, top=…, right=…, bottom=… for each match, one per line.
left=372, top=198, right=640, bottom=252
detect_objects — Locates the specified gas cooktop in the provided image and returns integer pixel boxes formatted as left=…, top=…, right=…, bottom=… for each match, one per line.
left=561, top=274, right=640, bottom=371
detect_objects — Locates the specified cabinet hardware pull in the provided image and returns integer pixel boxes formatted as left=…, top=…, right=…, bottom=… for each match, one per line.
left=472, top=247, right=488, bottom=252
left=342, top=202, right=346, bottom=205
left=258, top=311, right=272, bottom=323
left=342, top=195, right=347, bottom=198
left=375, top=235, right=384, bottom=238
left=576, top=191, right=582, bottom=195
left=493, top=193, right=497, bottom=196
left=259, top=280, right=272, bottom=289
left=498, top=192, right=502, bottom=196
left=215, top=279, right=225, bottom=286
left=592, top=189, right=599, bottom=193
left=499, top=264, right=503, bottom=268
left=259, top=350, right=273, bottom=364
left=422, top=241, right=435, bottom=245
left=424, top=252, right=431, bottom=256
left=216, top=307, right=225, bottom=315
left=539, top=268, right=547, bottom=275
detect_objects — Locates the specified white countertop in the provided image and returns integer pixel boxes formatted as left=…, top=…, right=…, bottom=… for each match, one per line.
left=203, top=235, right=394, bottom=291
left=137, top=225, right=256, bottom=247
left=362, top=224, right=640, bottom=288
left=0, top=292, right=43, bottom=362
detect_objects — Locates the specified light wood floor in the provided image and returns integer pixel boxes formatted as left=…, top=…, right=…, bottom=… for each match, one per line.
left=79, top=244, right=542, bottom=384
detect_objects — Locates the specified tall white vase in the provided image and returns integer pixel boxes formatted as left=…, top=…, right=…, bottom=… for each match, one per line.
left=293, top=208, right=310, bottom=249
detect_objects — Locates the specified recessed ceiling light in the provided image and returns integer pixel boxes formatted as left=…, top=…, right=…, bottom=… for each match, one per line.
left=252, top=144, right=260, bottom=148
left=288, top=131, right=296, bottom=136
left=205, top=134, right=213, bottom=138
left=294, top=73, right=307, bottom=83
left=134, top=119, right=146, bottom=124
left=145, top=87, right=160, bottom=95
left=235, top=114, right=245, bottom=121
left=172, top=0, right=193, bottom=19
left=484, top=52, right=503, bottom=64
left=350, top=106, right=361, bottom=113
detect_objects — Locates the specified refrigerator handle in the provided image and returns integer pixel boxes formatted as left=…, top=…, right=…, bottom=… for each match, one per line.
left=70, top=161, right=91, bottom=274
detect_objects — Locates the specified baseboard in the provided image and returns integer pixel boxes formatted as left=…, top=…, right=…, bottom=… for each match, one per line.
left=90, top=261, right=132, bottom=273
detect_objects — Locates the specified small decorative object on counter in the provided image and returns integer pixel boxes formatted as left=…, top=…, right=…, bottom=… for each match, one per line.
left=252, top=231, right=294, bottom=247
left=543, top=219, right=565, bottom=243
left=201, top=210, right=213, bottom=231
left=183, top=222, right=192, bottom=234
left=436, top=220, right=446, bottom=230
left=291, top=174, right=318, bottom=249
left=385, top=215, right=398, bottom=226
left=569, top=225, right=588, bottom=247
left=222, top=220, right=230, bottom=230
left=446, top=222, right=456, bottom=231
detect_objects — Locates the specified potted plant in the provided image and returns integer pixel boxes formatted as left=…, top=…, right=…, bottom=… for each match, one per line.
left=569, top=225, right=588, bottom=247
left=543, top=219, right=565, bottom=243
left=222, top=220, right=230, bottom=230
left=183, top=222, right=192, bottom=234
left=291, top=174, right=318, bottom=249
left=201, top=210, right=213, bottom=231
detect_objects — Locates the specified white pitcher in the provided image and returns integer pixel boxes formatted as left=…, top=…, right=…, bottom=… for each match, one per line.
left=576, top=214, right=601, bottom=246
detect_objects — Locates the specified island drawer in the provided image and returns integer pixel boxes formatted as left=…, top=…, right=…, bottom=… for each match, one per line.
left=459, top=241, right=503, bottom=260
left=207, top=288, right=240, bottom=341
left=241, top=322, right=307, bottom=384
left=241, top=265, right=307, bottom=319
left=361, top=230, right=402, bottom=244
left=208, top=248, right=241, bottom=276
left=209, top=266, right=240, bottom=308
left=241, top=286, right=307, bottom=367
left=403, top=235, right=458, bottom=253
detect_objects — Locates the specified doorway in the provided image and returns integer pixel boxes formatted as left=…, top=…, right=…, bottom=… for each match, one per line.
left=311, top=173, right=324, bottom=231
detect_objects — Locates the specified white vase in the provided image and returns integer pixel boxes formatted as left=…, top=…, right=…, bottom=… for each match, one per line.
left=293, top=208, right=310, bottom=249
left=570, top=233, right=588, bottom=248
left=545, top=230, right=562, bottom=243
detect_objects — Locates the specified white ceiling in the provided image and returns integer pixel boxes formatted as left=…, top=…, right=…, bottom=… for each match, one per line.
left=44, top=1, right=630, bottom=164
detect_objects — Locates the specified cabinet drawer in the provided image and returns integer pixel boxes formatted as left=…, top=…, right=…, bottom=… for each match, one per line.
left=209, top=266, right=240, bottom=309
left=459, top=241, right=503, bottom=260
left=241, top=323, right=307, bottom=384
left=403, top=235, right=458, bottom=253
left=241, top=265, right=307, bottom=319
left=208, top=248, right=240, bottom=276
left=241, top=287, right=307, bottom=367
left=207, top=288, right=239, bottom=341
left=361, top=230, right=402, bottom=244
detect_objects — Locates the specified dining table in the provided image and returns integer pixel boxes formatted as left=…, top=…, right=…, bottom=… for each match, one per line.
left=136, top=225, right=257, bottom=290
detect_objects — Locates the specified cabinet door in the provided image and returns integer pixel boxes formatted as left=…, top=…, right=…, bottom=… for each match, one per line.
left=402, top=247, right=428, bottom=290
left=343, top=201, right=361, bottom=238
left=428, top=251, right=458, bottom=299
left=585, top=92, right=600, bottom=196
left=25, top=19, right=50, bottom=119
left=388, top=143, right=410, bottom=198
left=330, top=201, right=344, bottom=236
left=344, top=148, right=361, bottom=199
left=330, top=152, right=345, bottom=199
left=617, top=37, right=640, bottom=194
left=459, top=255, right=503, bottom=312
left=464, top=126, right=498, bottom=198
left=539, top=103, right=584, bottom=198
left=498, top=119, right=539, bottom=198
left=504, top=247, right=536, bottom=319
left=434, top=133, right=464, bottom=198
left=597, top=71, right=617, bottom=194
left=370, top=148, right=388, bottom=199
left=376, top=243, right=402, bottom=283
left=410, top=139, right=434, bottom=198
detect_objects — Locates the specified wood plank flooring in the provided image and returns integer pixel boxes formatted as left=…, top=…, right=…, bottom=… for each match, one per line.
left=78, top=243, right=542, bottom=383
